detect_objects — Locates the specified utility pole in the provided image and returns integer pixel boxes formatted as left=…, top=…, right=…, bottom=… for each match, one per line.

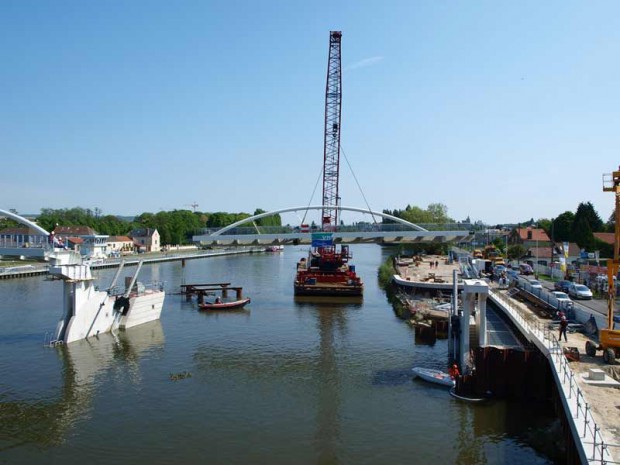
left=550, top=218, right=555, bottom=281
left=603, top=168, right=620, bottom=335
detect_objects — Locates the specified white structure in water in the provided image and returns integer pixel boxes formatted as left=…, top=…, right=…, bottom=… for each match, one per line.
left=51, top=260, right=165, bottom=344
left=459, top=279, right=490, bottom=371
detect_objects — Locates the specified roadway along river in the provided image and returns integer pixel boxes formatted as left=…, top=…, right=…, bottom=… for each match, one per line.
left=0, top=245, right=563, bottom=464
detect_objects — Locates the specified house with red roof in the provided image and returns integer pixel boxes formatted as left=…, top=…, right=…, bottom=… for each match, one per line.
left=107, top=235, right=134, bottom=257
left=509, top=227, right=551, bottom=249
left=527, top=242, right=581, bottom=267
left=129, top=228, right=161, bottom=253
left=53, top=226, right=109, bottom=259
left=593, top=232, right=614, bottom=246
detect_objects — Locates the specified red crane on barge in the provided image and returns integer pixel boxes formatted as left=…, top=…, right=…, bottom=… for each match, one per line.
left=294, top=31, right=363, bottom=297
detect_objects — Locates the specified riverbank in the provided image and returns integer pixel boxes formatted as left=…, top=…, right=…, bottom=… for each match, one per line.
left=0, top=247, right=265, bottom=279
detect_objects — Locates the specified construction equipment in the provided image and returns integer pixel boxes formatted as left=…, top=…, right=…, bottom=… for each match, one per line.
left=585, top=167, right=620, bottom=363
left=321, top=31, right=342, bottom=232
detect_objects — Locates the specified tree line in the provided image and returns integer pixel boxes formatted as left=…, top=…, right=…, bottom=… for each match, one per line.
left=529, top=201, right=613, bottom=258
left=0, top=207, right=282, bottom=246
left=1, top=201, right=613, bottom=254
left=382, top=201, right=614, bottom=258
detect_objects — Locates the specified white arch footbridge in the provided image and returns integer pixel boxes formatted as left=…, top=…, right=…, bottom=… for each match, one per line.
left=193, top=206, right=473, bottom=247
left=0, top=208, right=78, bottom=263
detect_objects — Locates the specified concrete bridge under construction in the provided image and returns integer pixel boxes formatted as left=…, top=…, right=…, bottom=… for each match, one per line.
left=193, top=205, right=473, bottom=247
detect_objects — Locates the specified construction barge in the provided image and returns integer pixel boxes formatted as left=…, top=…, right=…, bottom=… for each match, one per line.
left=294, top=243, right=363, bottom=297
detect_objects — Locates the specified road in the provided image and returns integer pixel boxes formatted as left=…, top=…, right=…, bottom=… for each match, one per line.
left=538, top=278, right=618, bottom=318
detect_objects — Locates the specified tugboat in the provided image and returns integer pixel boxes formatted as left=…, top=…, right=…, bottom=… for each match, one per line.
left=294, top=240, right=363, bottom=297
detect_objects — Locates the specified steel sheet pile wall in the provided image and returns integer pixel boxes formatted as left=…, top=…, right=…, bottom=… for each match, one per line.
left=458, top=346, right=552, bottom=400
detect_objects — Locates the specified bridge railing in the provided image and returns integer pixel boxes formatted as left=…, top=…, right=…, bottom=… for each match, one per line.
left=197, top=223, right=474, bottom=236
left=491, top=289, right=618, bottom=465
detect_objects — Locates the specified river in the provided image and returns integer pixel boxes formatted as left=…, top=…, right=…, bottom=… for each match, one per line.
left=0, top=245, right=562, bottom=464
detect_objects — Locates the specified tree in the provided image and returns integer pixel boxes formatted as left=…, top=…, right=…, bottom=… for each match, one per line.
left=537, top=218, right=551, bottom=236
left=383, top=203, right=453, bottom=225
left=253, top=208, right=282, bottom=227
left=552, top=212, right=575, bottom=242
left=594, top=238, right=613, bottom=259
left=0, top=217, right=19, bottom=230
left=507, top=244, right=526, bottom=261
left=606, top=209, right=616, bottom=233
left=426, top=203, right=451, bottom=223
left=133, top=209, right=203, bottom=245
left=37, top=207, right=130, bottom=234
left=571, top=216, right=595, bottom=250
left=574, top=202, right=604, bottom=232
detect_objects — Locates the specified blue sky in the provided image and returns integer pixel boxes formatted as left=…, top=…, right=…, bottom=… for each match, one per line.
left=2, top=1, right=619, bottom=226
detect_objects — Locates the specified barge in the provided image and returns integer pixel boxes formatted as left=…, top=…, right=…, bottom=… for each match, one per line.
left=294, top=243, right=363, bottom=297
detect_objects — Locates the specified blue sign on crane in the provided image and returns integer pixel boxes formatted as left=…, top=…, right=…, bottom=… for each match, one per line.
left=311, top=232, right=333, bottom=247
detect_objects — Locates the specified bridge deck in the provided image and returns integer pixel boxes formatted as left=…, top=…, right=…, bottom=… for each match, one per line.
left=194, top=230, right=472, bottom=246
left=485, top=306, right=523, bottom=348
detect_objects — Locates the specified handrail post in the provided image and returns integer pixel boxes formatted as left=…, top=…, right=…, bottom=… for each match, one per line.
left=583, top=403, right=590, bottom=437
left=593, top=424, right=600, bottom=460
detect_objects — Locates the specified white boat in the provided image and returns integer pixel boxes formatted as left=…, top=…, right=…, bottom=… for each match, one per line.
left=411, top=367, right=455, bottom=387
left=50, top=260, right=165, bottom=344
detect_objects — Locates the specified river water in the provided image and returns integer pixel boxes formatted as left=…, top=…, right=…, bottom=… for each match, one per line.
left=0, top=245, right=562, bottom=464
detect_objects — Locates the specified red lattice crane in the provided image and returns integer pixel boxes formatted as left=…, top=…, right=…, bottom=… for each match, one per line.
left=321, top=31, right=343, bottom=232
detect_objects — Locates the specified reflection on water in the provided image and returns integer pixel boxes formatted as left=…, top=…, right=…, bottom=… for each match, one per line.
left=314, top=303, right=347, bottom=465
left=293, top=295, right=364, bottom=307
left=0, top=322, right=164, bottom=451
left=0, top=246, right=561, bottom=464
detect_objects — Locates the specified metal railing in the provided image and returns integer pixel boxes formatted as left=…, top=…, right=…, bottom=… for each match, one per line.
left=491, top=289, right=618, bottom=464
left=197, top=223, right=474, bottom=236
left=0, top=264, right=49, bottom=277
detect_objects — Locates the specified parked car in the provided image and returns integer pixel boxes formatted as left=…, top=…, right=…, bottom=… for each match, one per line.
left=550, top=291, right=574, bottom=309
left=568, top=283, right=593, bottom=300
left=529, top=279, right=543, bottom=289
left=493, top=265, right=507, bottom=277
left=554, top=280, right=572, bottom=293
left=519, top=263, right=534, bottom=275
left=506, top=269, right=519, bottom=279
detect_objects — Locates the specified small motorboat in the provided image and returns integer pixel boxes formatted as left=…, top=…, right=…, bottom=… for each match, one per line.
left=198, top=297, right=251, bottom=311
left=411, top=367, right=455, bottom=387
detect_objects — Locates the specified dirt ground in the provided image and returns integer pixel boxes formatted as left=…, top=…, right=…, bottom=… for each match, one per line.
left=559, top=330, right=620, bottom=446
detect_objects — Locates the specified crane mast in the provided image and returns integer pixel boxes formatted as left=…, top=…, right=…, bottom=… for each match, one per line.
left=321, top=31, right=343, bottom=232
left=603, top=167, right=620, bottom=331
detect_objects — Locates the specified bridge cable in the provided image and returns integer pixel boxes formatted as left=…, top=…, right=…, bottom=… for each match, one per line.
left=301, top=164, right=324, bottom=226
left=340, top=144, right=379, bottom=225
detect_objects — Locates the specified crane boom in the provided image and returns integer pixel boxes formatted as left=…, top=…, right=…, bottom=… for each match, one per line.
left=321, top=31, right=343, bottom=232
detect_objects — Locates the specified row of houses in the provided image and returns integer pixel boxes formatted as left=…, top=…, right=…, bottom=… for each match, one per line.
left=0, top=226, right=161, bottom=259
left=508, top=227, right=614, bottom=267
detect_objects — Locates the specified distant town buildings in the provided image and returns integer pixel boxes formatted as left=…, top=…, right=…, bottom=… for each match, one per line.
left=129, top=228, right=161, bottom=253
